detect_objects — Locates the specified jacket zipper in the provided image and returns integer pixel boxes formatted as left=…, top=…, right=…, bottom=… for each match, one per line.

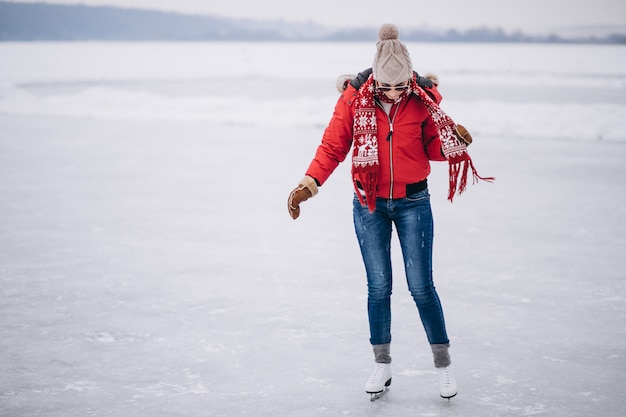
left=376, top=99, right=400, bottom=199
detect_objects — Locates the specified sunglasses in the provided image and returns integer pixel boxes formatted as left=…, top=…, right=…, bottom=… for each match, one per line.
left=376, top=82, right=410, bottom=92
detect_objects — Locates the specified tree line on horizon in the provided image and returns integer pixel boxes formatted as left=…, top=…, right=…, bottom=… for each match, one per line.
left=1, top=1, right=624, bottom=44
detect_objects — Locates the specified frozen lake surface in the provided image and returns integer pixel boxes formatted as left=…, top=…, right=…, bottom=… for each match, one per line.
left=1, top=42, right=625, bottom=416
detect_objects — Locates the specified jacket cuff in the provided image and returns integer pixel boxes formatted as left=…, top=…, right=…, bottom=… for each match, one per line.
left=299, top=175, right=319, bottom=197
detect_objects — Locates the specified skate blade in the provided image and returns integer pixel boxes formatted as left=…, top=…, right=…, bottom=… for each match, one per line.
left=368, top=387, right=389, bottom=402
left=441, top=392, right=457, bottom=401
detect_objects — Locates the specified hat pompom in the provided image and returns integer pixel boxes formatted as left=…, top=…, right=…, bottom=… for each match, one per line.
left=378, top=24, right=399, bottom=41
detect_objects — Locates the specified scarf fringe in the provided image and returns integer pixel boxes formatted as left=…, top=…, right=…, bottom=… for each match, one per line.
left=447, top=155, right=495, bottom=202
left=354, top=172, right=378, bottom=212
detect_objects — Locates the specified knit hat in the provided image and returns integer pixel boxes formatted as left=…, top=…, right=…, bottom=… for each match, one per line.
left=372, top=24, right=413, bottom=85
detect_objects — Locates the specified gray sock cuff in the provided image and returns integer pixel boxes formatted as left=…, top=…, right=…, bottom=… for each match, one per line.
left=373, top=343, right=392, bottom=364
left=431, top=343, right=451, bottom=368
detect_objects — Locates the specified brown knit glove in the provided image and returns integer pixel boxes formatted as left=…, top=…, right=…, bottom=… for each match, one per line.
left=455, top=124, right=473, bottom=145
left=288, top=176, right=318, bottom=220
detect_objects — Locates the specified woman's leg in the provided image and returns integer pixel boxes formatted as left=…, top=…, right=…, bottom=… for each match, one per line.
left=353, top=195, right=394, bottom=346
left=393, top=189, right=449, bottom=345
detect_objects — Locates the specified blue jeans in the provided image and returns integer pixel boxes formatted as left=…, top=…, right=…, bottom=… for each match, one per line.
left=353, top=188, right=449, bottom=346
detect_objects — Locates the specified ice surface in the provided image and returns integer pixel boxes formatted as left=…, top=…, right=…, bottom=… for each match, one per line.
left=1, top=42, right=625, bottom=416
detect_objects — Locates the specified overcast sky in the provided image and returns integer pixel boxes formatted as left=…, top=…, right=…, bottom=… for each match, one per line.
left=9, top=0, right=626, bottom=33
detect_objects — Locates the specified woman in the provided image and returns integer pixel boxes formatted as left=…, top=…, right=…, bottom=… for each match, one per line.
left=288, top=23, right=489, bottom=400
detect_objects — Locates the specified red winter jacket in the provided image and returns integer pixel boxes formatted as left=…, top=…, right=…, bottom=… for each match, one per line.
left=305, top=84, right=446, bottom=200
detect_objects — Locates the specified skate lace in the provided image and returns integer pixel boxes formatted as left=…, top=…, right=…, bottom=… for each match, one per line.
left=438, top=367, right=452, bottom=387
left=370, top=363, right=388, bottom=383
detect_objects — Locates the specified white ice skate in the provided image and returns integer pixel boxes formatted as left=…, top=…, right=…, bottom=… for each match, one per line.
left=437, top=365, right=457, bottom=399
left=365, top=363, right=392, bottom=401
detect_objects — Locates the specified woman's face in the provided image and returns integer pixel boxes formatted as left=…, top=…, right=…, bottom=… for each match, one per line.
left=376, top=80, right=410, bottom=100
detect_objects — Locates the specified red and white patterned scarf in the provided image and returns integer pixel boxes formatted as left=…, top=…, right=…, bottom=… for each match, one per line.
left=352, top=74, right=493, bottom=211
